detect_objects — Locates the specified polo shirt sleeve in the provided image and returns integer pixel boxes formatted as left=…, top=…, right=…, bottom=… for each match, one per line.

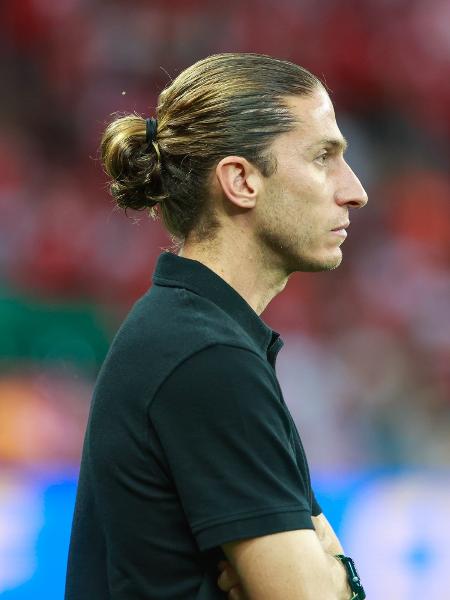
left=312, top=491, right=322, bottom=517
left=149, top=344, right=317, bottom=552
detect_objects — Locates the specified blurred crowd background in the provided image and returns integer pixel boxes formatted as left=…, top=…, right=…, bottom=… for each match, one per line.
left=1, top=0, right=449, bottom=598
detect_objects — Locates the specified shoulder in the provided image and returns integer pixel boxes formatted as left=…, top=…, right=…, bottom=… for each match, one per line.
left=149, top=344, right=285, bottom=427
left=118, top=285, right=255, bottom=351
left=157, top=343, right=274, bottom=395
left=105, top=287, right=270, bottom=410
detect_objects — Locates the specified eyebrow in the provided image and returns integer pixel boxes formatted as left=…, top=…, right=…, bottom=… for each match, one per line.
left=308, top=137, right=348, bottom=153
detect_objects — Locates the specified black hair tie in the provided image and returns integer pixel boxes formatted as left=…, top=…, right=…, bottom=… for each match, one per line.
left=146, top=117, right=158, bottom=144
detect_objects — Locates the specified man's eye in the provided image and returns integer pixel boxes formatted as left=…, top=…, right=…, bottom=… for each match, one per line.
left=316, top=152, right=329, bottom=164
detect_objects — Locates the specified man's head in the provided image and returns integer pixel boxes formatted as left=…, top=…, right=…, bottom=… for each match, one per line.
left=101, top=53, right=367, bottom=273
left=213, top=87, right=368, bottom=274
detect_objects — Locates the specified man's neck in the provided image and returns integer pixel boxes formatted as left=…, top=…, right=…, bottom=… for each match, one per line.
left=179, top=234, right=288, bottom=316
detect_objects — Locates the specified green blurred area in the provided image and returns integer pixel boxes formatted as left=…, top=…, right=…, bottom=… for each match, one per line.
left=0, top=292, right=112, bottom=374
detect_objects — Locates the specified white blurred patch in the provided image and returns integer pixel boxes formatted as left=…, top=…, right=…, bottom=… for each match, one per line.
left=0, top=473, right=43, bottom=592
left=341, top=473, right=450, bottom=598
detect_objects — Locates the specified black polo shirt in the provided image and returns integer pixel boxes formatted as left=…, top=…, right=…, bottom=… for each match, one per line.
left=65, top=251, right=322, bottom=600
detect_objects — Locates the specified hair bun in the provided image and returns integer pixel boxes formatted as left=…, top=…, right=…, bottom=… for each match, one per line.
left=100, top=113, right=166, bottom=211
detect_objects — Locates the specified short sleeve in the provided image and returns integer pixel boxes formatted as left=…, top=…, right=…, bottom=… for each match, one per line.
left=312, top=491, right=322, bottom=517
left=149, top=344, right=316, bottom=551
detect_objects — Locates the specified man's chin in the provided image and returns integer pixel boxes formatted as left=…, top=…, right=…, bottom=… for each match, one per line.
left=293, top=251, right=342, bottom=273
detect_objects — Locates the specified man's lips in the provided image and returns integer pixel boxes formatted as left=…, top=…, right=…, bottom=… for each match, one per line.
left=330, top=221, right=350, bottom=238
left=331, top=221, right=350, bottom=232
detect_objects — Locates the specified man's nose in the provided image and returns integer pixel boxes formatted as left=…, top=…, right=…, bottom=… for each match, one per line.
left=335, top=163, right=368, bottom=209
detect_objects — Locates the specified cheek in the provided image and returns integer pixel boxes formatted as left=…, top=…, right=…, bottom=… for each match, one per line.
left=284, top=167, right=330, bottom=211
left=262, top=169, right=330, bottom=235
left=285, top=197, right=324, bottom=241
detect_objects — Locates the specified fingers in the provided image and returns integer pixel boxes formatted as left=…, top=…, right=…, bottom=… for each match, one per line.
left=217, top=563, right=241, bottom=592
left=217, top=560, right=249, bottom=599
left=228, top=585, right=246, bottom=600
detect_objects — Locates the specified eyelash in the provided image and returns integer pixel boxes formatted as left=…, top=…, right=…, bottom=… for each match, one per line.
left=316, top=152, right=330, bottom=164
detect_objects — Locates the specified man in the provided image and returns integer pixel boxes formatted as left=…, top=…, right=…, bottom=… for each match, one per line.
left=179, top=85, right=367, bottom=600
left=65, top=53, right=368, bottom=599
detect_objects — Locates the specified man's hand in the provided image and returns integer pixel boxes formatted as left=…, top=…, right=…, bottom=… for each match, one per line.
left=311, top=513, right=345, bottom=555
left=216, top=513, right=345, bottom=598
left=217, top=560, right=248, bottom=599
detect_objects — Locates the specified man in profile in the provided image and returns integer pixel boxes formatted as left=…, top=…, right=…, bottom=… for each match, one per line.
left=65, top=53, right=368, bottom=599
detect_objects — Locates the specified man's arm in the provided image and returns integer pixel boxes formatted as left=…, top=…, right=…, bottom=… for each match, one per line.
left=221, top=528, right=352, bottom=600
left=218, top=514, right=349, bottom=599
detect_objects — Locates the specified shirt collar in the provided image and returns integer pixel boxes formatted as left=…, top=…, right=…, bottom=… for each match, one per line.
left=152, top=251, right=283, bottom=357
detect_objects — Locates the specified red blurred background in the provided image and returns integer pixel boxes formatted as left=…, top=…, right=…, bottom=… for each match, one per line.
left=0, top=1, right=449, bottom=597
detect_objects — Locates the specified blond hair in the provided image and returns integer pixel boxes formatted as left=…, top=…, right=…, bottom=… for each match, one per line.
left=100, top=53, right=322, bottom=242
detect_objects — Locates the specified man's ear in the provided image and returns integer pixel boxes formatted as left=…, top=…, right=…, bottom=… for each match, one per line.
left=215, top=156, right=262, bottom=209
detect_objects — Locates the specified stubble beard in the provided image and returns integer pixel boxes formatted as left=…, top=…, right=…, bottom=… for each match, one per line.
left=258, top=226, right=343, bottom=275
left=297, top=250, right=343, bottom=273
left=256, top=188, right=343, bottom=274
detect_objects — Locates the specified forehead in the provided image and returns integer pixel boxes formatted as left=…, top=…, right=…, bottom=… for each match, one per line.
left=283, top=87, right=345, bottom=149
